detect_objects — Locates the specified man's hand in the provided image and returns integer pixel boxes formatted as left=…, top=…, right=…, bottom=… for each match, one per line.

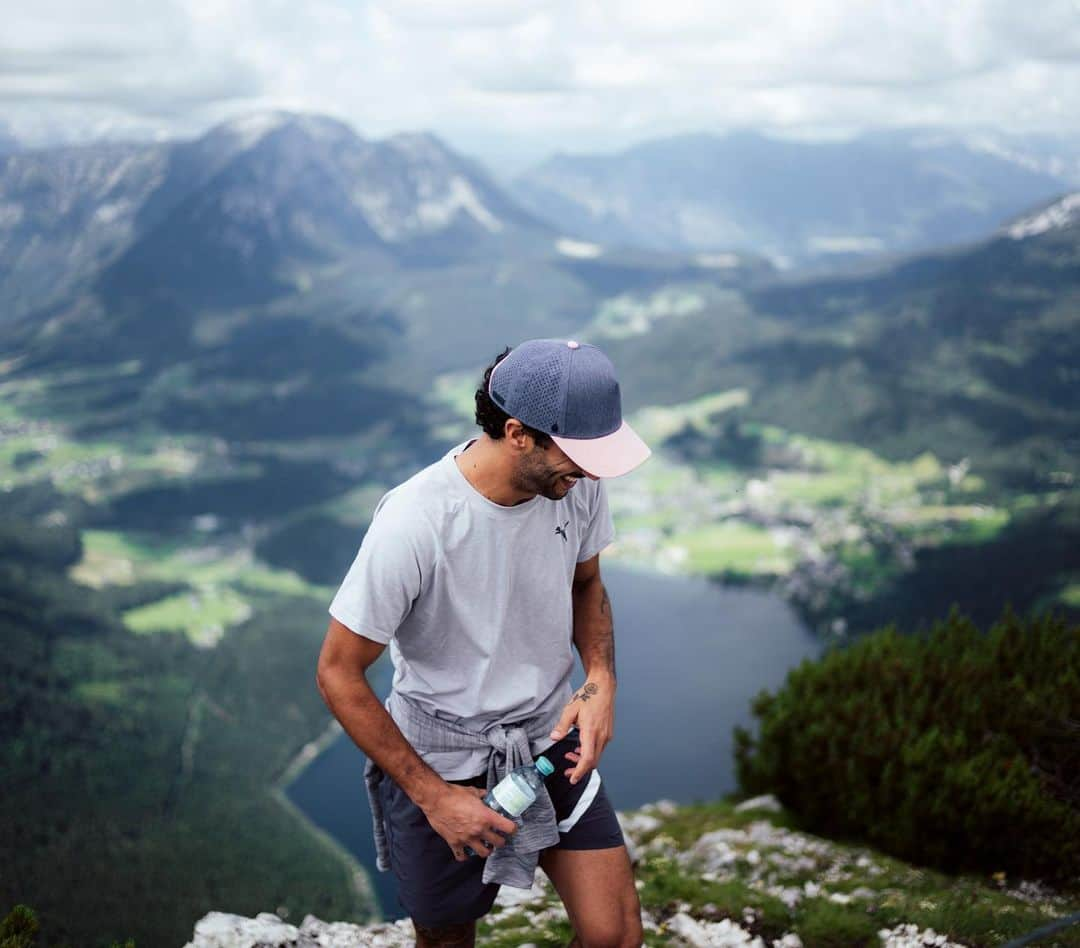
left=549, top=677, right=615, bottom=785
left=421, top=783, right=518, bottom=861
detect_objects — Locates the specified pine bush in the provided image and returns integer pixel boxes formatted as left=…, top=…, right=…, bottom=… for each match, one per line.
left=0, top=906, right=38, bottom=948
left=734, top=604, right=1080, bottom=882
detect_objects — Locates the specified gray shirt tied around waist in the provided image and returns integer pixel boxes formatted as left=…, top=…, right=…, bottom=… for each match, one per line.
left=365, top=691, right=562, bottom=889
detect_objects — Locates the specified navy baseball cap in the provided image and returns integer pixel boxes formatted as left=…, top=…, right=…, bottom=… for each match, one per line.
left=487, top=338, right=651, bottom=477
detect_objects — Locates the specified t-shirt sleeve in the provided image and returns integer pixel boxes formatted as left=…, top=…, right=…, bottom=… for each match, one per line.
left=577, top=479, right=616, bottom=563
left=327, top=493, right=430, bottom=644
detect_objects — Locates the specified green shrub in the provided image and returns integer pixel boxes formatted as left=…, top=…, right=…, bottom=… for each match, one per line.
left=734, top=604, right=1080, bottom=883
left=0, top=905, right=38, bottom=948
left=0, top=905, right=135, bottom=948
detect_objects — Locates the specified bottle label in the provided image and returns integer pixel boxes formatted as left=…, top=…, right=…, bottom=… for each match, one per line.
left=490, top=777, right=532, bottom=817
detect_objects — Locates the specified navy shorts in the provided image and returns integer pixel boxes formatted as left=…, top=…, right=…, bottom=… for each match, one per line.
left=376, top=730, right=625, bottom=927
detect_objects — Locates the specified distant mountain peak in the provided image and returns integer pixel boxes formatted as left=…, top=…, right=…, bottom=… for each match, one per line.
left=1005, top=192, right=1080, bottom=240
left=387, top=130, right=448, bottom=157
left=204, top=111, right=358, bottom=152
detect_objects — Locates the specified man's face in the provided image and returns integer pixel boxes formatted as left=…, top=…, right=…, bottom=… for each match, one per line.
left=511, top=437, right=597, bottom=501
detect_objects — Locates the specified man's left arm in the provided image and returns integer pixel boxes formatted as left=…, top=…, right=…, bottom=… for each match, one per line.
left=549, top=553, right=616, bottom=784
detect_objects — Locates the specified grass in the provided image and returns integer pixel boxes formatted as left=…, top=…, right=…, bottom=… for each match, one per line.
left=590, top=287, right=709, bottom=339
left=907, top=506, right=1012, bottom=546
left=628, top=389, right=751, bottom=445
left=318, top=483, right=390, bottom=527
left=672, top=521, right=796, bottom=575
left=123, top=588, right=253, bottom=644
left=70, top=529, right=334, bottom=645
left=769, top=469, right=874, bottom=507
left=73, top=680, right=128, bottom=706
left=477, top=797, right=1080, bottom=948
left=432, top=370, right=479, bottom=422
left=0, top=418, right=215, bottom=500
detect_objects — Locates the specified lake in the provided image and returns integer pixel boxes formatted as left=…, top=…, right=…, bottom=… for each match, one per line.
left=286, top=562, right=821, bottom=919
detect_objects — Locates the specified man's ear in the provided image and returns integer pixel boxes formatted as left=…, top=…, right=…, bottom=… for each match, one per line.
left=504, top=418, right=532, bottom=451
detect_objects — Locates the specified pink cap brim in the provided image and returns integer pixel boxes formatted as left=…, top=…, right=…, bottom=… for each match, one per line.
left=551, top=420, right=651, bottom=478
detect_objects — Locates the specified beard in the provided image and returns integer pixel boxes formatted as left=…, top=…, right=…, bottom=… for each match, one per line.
left=510, top=447, right=581, bottom=501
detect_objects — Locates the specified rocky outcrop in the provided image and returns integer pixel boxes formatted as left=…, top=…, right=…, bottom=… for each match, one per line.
left=185, top=795, right=1076, bottom=948
left=185, top=911, right=417, bottom=948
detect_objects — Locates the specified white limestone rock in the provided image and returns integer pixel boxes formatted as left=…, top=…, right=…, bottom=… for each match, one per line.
left=184, top=912, right=416, bottom=948
left=878, top=923, right=964, bottom=947
left=184, top=912, right=300, bottom=948
left=493, top=869, right=550, bottom=908
left=666, top=911, right=765, bottom=947
left=735, top=794, right=783, bottom=814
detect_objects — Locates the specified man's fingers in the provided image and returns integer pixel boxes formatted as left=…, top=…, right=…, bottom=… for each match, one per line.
left=549, top=708, right=577, bottom=740
left=569, top=732, right=598, bottom=784
left=569, top=756, right=595, bottom=783
left=472, top=789, right=516, bottom=835
left=480, top=832, right=505, bottom=850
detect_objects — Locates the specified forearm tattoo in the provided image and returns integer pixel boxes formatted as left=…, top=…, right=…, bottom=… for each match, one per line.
left=571, top=682, right=600, bottom=703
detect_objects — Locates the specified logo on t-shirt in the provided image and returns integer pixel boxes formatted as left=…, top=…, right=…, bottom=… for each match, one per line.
left=555, top=520, right=569, bottom=542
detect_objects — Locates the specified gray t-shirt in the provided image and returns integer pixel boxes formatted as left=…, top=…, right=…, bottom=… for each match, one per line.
left=328, top=438, right=616, bottom=778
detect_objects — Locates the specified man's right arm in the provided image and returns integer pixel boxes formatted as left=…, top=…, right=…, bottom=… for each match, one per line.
left=315, top=617, right=516, bottom=859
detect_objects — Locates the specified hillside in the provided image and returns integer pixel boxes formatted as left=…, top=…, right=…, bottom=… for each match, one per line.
left=180, top=795, right=1080, bottom=948
left=0, top=499, right=379, bottom=947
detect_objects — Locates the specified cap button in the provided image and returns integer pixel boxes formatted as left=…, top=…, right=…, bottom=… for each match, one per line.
left=567, top=340, right=579, bottom=349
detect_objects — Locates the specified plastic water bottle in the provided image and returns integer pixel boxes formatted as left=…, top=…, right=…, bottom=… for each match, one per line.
left=464, top=755, right=555, bottom=857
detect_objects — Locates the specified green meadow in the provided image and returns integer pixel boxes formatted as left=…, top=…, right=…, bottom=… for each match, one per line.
left=72, top=529, right=335, bottom=646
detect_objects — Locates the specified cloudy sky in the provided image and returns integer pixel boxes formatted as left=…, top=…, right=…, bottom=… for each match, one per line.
left=3, top=0, right=1079, bottom=167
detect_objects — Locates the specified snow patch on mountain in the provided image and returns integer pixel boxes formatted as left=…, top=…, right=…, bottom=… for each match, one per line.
left=1006, top=192, right=1080, bottom=239
left=416, top=175, right=503, bottom=233
left=387, top=132, right=446, bottom=163
left=556, top=237, right=603, bottom=258
left=216, top=112, right=292, bottom=151
left=93, top=201, right=130, bottom=225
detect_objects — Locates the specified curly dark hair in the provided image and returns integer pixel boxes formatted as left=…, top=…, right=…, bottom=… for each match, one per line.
left=475, top=346, right=553, bottom=448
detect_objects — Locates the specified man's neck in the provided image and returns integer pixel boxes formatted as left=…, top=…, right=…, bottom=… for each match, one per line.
left=455, top=436, right=535, bottom=506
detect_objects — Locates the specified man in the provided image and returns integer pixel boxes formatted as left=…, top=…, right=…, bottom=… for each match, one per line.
left=316, top=339, right=650, bottom=948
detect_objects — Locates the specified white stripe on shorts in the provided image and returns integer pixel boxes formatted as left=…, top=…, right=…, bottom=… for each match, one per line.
left=556, top=770, right=601, bottom=833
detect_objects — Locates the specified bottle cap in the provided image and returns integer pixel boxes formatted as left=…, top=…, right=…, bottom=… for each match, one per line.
left=535, top=755, right=555, bottom=777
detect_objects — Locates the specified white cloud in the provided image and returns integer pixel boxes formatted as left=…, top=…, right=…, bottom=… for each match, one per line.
left=1, top=0, right=1078, bottom=162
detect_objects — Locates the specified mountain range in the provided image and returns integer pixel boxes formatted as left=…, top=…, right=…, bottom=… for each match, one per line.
left=3, top=111, right=1078, bottom=947
left=3, top=111, right=1077, bottom=483
left=512, top=129, right=1074, bottom=267
left=0, top=112, right=554, bottom=325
